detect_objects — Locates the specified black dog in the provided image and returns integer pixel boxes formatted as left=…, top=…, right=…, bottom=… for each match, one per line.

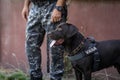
left=48, top=23, right=120, bottom=80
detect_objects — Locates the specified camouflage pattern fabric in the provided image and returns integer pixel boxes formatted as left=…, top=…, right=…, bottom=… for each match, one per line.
left=25, top=1, right=67, bottom=80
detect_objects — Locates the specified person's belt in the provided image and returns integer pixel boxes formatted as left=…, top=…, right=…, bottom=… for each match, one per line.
left=40, top=0, right=57, bottom=2
left=30, top=0, right=57, bottom=3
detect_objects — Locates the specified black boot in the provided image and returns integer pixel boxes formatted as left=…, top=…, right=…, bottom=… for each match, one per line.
left=50, top=78, right=61, bottom=80
left=30, top=75, right=42, bottom=80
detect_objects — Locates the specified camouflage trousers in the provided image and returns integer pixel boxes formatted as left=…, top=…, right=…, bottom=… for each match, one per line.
left=25, top=1, right=67, bottom=80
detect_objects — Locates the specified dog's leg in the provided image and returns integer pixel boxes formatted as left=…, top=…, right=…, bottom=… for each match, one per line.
left=114, top=65, right=120, bottom=74
left=117, top=67, right=120, bottom=74
left=114, top=59, right=120, bottom=74
left=74, top=68, right=82, bottom=80
left=83, top=70, right=92, bottom=80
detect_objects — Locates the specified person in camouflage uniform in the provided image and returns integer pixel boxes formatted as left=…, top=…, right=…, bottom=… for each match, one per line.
left=22, top=0, right=67, bottom=80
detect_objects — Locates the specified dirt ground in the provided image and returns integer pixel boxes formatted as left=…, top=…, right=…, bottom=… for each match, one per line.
left=43, top=68, right=120, bottom=80
left=43, top=74, right=76, bottom=80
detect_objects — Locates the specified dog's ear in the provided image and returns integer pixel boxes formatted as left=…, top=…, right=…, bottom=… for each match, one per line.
left=64, top=23, right=79, bottom=39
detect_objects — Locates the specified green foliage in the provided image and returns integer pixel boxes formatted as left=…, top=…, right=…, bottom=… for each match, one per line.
left=64, top=56, right=73, bottom=74
left=0, top=69, right=29, bottom=80
left=0, top=72, right=6, bottom=80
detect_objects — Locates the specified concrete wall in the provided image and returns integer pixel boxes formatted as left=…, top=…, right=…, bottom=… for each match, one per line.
left=0, top=0, right=120, bottom=79
left=68, top=1, right=120, bottom=40
left=0, top=0, right=47, bottom=73
left=0, top=0, right=28, bottom=71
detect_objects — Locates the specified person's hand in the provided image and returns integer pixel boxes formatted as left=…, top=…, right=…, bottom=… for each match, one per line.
left=21, top=6, right=29, bottom=21
left=51, top=9, right=62, bottom=23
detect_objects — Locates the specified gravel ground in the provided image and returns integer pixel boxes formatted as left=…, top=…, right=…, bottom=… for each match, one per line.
left=43, top=74, right=76, bottom=80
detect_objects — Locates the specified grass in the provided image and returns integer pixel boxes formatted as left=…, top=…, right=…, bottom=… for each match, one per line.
left=0, top=68, right=29, bottom=80
left=0, top=55, right=119, bottom=80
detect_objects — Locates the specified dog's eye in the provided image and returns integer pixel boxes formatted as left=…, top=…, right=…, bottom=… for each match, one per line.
left=56, top=27, right=62, bottom=31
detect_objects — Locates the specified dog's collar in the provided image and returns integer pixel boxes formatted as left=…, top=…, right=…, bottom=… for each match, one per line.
left=70, top=41, right=84, bottom=55
left=68, top=50, right=86, bottom=61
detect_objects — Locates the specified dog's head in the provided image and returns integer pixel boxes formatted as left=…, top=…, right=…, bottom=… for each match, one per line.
left=48, top=23, right=78, bottom=40
left=48, top=23, right=78, bottom=47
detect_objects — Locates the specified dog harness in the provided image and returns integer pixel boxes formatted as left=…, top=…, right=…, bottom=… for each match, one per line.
left=68, top=39, right=101, bottom=71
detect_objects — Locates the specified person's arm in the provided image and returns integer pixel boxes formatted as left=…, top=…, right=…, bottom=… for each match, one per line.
left=51, top=0, right=66, bottom=23
left=22, top=0, right=31, bottom=21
